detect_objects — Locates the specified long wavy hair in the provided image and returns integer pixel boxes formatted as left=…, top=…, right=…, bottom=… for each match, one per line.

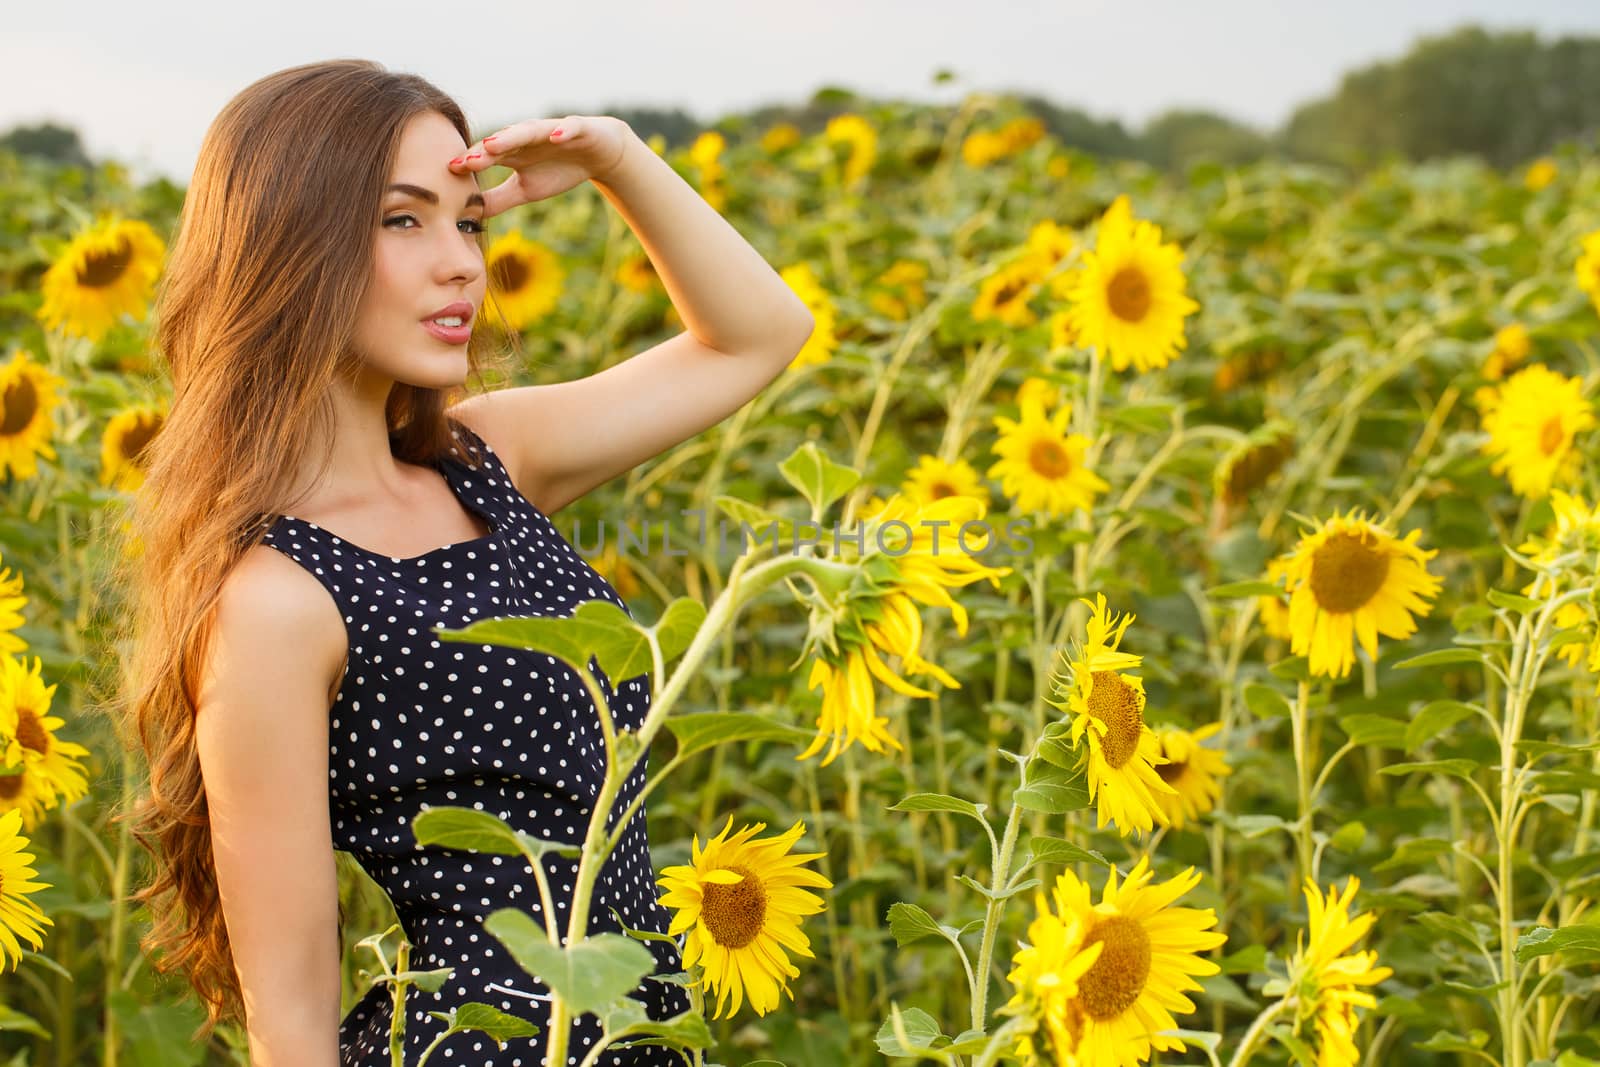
left=103, top=59, right=513, bottom=1039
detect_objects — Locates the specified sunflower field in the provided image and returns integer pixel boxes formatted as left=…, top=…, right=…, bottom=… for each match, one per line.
left=1, top=92, right=1599, bottom=1067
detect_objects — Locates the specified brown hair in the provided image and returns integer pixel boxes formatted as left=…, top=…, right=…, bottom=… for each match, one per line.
left=102, top=58, right=512, bottom=1039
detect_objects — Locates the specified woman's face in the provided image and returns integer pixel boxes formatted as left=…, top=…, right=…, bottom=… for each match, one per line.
left=350, top=110, right=486, bottom=386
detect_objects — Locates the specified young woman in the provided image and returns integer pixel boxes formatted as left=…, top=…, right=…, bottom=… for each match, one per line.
left=113, top=59, right=813, bottom=1066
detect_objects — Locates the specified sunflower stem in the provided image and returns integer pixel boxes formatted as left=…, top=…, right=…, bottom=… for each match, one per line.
left=971, top=767, right=1027, bottom=1032
left=1291, top=678, right=1317, bottom=891
left=1225, top=995, right=1295, bottom=1067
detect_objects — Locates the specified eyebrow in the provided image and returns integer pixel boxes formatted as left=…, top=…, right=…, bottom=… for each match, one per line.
left=384, top=183, right=485, bottom=209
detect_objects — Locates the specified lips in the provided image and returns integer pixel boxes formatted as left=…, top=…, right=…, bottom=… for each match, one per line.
left=423, top=300, right=475, bottom=324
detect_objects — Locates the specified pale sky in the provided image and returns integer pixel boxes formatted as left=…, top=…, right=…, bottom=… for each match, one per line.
left=4, top=0, right=1599, bottom=185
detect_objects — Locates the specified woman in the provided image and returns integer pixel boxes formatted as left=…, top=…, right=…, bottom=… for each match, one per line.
left=112, top=59, right=813, bottom=1066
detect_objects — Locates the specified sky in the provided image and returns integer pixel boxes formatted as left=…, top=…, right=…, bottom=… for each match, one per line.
left=4, top=0, right=1599, bottom=185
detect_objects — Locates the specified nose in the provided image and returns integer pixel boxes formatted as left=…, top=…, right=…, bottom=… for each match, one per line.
left=434, top=226, right=484, bottom=287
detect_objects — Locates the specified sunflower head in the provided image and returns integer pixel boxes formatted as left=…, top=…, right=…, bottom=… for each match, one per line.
left=1150, top=722, right=1232, bottom=830
left=656, top=816, right=832, bottom=1019
left=480, top=231, right=564, bottom=332
left=1281, top=510, right=1443, bottom=679
left=899, top=454, right=988, bottom=507
left=36, top=215, right=167, bottom=342
left=987, top=391, right=1108, bottom=519
left=0, top=350, right=65, bottom=483
left=1476, top=363, right=1596, bottom=500
left=1287, top=877, right=1393, bottom=1067
left=99, top=406, right=166, bottom=494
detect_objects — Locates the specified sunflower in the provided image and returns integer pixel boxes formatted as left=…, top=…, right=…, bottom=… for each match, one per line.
left=999, top=889, right=1099, bottom=1065
left=823, top=114, right=877, bottom=185
left=1064, top=195, right=1200, bottom=374
left=1483, top=323, right=1531, bottom=380
left=0, top=808, right=51, bottom=970
left=1045, top=594, right=1177, bottom=837
left=0, top=350, right=65, bottom=483
left=781, top=263, right=838, bottom=370
left=656, top=815, right=832, bottom=1019
left=760, top=123, right=801, bottom=154
left=99, top=404, right=166, bottom=494
left=1577, top=229, right=1600, bottom=314
left=585, top=542, right=641, bottom=601
left=0, top=655, right=91, bottom=816
left=480, top=231, right=564, bottom=332
left=1259, top=555, right=1294, bottom=643
left=1048, top=309, right=1078, bottom=352
left=0, top=560, right=26, bottom=656
left=687, top=130, right=726, bottom=184
left=1524, top=157, right=1558, bottom=191
left=1285, top=878, right=1392, bottom=1067
left=1004, top=856, right=1227, bottom=1066
left=987, top=390, right=1108, bottom=519
left=1517, top=490, right=1600, bottom=671
left=1015, top=376, right=1063, bottom=418
left=1149, top=723, right=1231, bottom=830
left=613, top=251, right=660, bottom=295
left=867, top=260, right=928, bottom=322
left=1279, top=510, right=1443, bottom=679
left=861, top=590, right=961, bottom=691
left=865, top=492, right=1013, bottom=637
left=799, top=646, right=905, bottom=766
left=1476, top=364, right=1595, bottom=500
left=36, top=215, right=166, bottom=342
left=1215, top=421, right=1296, bottom=509
left=973, top=259, right=1042, bottom=327
left=899, top=455, right=988, bottom=508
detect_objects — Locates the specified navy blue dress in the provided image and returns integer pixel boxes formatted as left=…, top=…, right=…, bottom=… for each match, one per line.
left=258, top=421, right=690, bottom=1066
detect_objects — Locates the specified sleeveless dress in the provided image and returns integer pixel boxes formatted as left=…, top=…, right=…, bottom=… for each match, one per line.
left=258, top=422, right=691, bottom=1066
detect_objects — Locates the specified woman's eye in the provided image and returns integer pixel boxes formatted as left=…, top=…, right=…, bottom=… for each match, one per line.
left=382, top=214, right=485, bottom=234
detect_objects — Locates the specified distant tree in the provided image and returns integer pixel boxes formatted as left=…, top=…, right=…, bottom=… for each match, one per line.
left=1281, top=25, right=1600, bottom=169
left=1142, top=109, right=1273, bottom=170
left=1017, top=93, right=1145, bottom=162
left=0, top=122, right=92, bottom=168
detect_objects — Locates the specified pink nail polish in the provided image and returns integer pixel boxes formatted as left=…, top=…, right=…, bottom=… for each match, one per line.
left=550, top=128, right=564, bottom=139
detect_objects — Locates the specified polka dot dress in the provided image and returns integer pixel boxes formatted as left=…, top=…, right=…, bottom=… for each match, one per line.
left=260, top=422, right=690, bottom=1065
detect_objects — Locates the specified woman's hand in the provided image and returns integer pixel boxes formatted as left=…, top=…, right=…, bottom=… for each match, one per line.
left=448, top=115, right=634, bottom=217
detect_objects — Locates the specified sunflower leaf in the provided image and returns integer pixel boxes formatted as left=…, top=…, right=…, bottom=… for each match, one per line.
left=1023, top=835, right=1109, bottom=869
left=483, top=914, right=656, bottom=1016
left=665, top=712, right=815, bottom=762
left=1379, top=759, right=1481, bottom=782
left=1405, top=700, right=1485, bottom=752
left=875, top=1005, right=952, bottom=1059
left=1013, top=758, right=1090, bottom=814
left=887, top=793, right=989, bottom=823
left=1516, top=924, right=1600, bottom=963
left=779, top=442, right=861, bottom=518
left=1486, top=589, right=1543, bottom=614
left=1206, top=579, right=1283, bottom=599
left=423, top=1002, right=540, bottom=1046
left=1392, top=648, right=1487, bottom=670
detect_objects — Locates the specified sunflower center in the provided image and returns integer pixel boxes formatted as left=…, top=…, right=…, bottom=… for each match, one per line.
left=995, top=279, right=1028, bottom=307
left=0, top=771, right=22, bottom=800
left=1156, top=757, right=1188, bottom=783
left=14, top=709, right=49, bottom=757
left=1308, top=531, right=1390, bottom=614
left=929, top=481, right=957, bottom=500
left=1, top=375, right=39, bottom=436
left=78, top=237, right=133, bottom=288
left=1028, top=439, right=1074, bottom=479
left=1086, top=670, right=1144, bottom=769
left=118, top=415, right=162, bottom=466
left=490, top=254, right=531, bottom=293
left=1539, top=416, right=1566, bottom=456
left=1078, top=914, right=1152, bottom=1020
left=700, top=863, right=767, bottom=949
left=1107, top=267, right=1151, bottom=322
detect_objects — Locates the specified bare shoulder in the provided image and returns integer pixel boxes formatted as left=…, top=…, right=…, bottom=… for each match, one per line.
left=197, top=545, right=349, bottom=732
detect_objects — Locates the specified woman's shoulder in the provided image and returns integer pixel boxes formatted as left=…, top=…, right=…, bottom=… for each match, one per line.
left=215, top=544, right=349, bottom=704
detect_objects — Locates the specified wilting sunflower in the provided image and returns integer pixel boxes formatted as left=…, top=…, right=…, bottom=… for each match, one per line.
left=1046, top=594, right=1177, bottom=838
left=781, top=262, right=838, bottom=370
left=480, top=231, right=564, bottom=332
left=1065, top=195, right=1200, bottom=374
left=0, top=808, right=51, bottom=970
left=0, top=655, right=91, bottom=814
left=0, top=560, right=25, bottom=656
left=99, top=405, right=166, bottom=494
left=973, top=259, right=1042, bottom=327
left=1214, top=421, right=1296, bottom=509
left=656, top=815, right=832, bottom=1019
left=1483, top=322, right=1531, bottom=380
left=1005, top=856, right=1227, bottom=1067
left=823, top=113, right=877, bottom=185
left=988, top=389, right=1108, bottom=519
left=36, top=215, right=166, bottom=342
left=800, top=646, right=905, bottom=765
left=1149, top=723, right=1231, bottom=830
left=900, top=454, right=988, bottom=508
left=613, top=251, right=660, bottom=295
left=1476, top=363, right=1596, bottom=500
left=1279, top=510, right=1443, bottom=679
left=0, top=350, right=65, bottom=483
left=1285, top=878, right=1392, bottom=1067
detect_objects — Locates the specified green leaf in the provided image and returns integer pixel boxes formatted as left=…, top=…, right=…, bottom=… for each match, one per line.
left=885, top=902, right=963, bottom=948
left=714, top=495, right=800, bottom=546
left=875, top=1004, right=948, bottom=1058
left=1414, top=911, right=1491, bottom=950
left=439, top=599, right=653, bottom=685
left=1328, top=821, right=1367, bottom=853
left=1486, top=589, right=1543, bottom=614
left=0, top=1005, right=47, bottom=1038
left=1207, top=580, right=1283, bottom=599
left=1392, top=648, right=1486, bottom=670
left=1219, top=945, right=1267, bottom=975
left=651, top=597, right=707, bottom=664
left=1215, top=812, right=1292, bottom=838
left=484, top=913, right=656, bottom=1016
left=424, top=1002, right=540, bottom=1045
left=601, top=1001, right=713, bottom=1049
left=1406, top=701, right=1485, bottom=752
left=1379, top=759, right=1481, bottom=782
left=956, top=874, right=1040, bottom=902
left=1338, top=714, right=1408, bottom=749
left=412, top=806, right=580, bottom=862
left=887, top=793, right=988, bottom=823
left=1416, top=1030, right=1492, bottom=1054
left=1024, top=835, right=1109, bottom=869
left=395, top=966, right=454, bottom=993
left=1452, top=604, right=1495, bottom=632
left=1373, top=838, right=1455, bottom=873
left=1268, top=656, right=1312, bottom=682
left=664, top=713, right=815, bottom=762
left=1243, top=682, right=1291, bottom=719
left=1013, top=758, right=1090, bottom=814
left=779, top=442, right=861, bottom=516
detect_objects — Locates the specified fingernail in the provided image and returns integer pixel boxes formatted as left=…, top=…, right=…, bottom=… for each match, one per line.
left=466, top=152, right=481, bottom=160
left=483, top=135, right=498, bottom=145
left=550, top=128, right=564, bottom=139
left=449, top=156, right=464, bottom=166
